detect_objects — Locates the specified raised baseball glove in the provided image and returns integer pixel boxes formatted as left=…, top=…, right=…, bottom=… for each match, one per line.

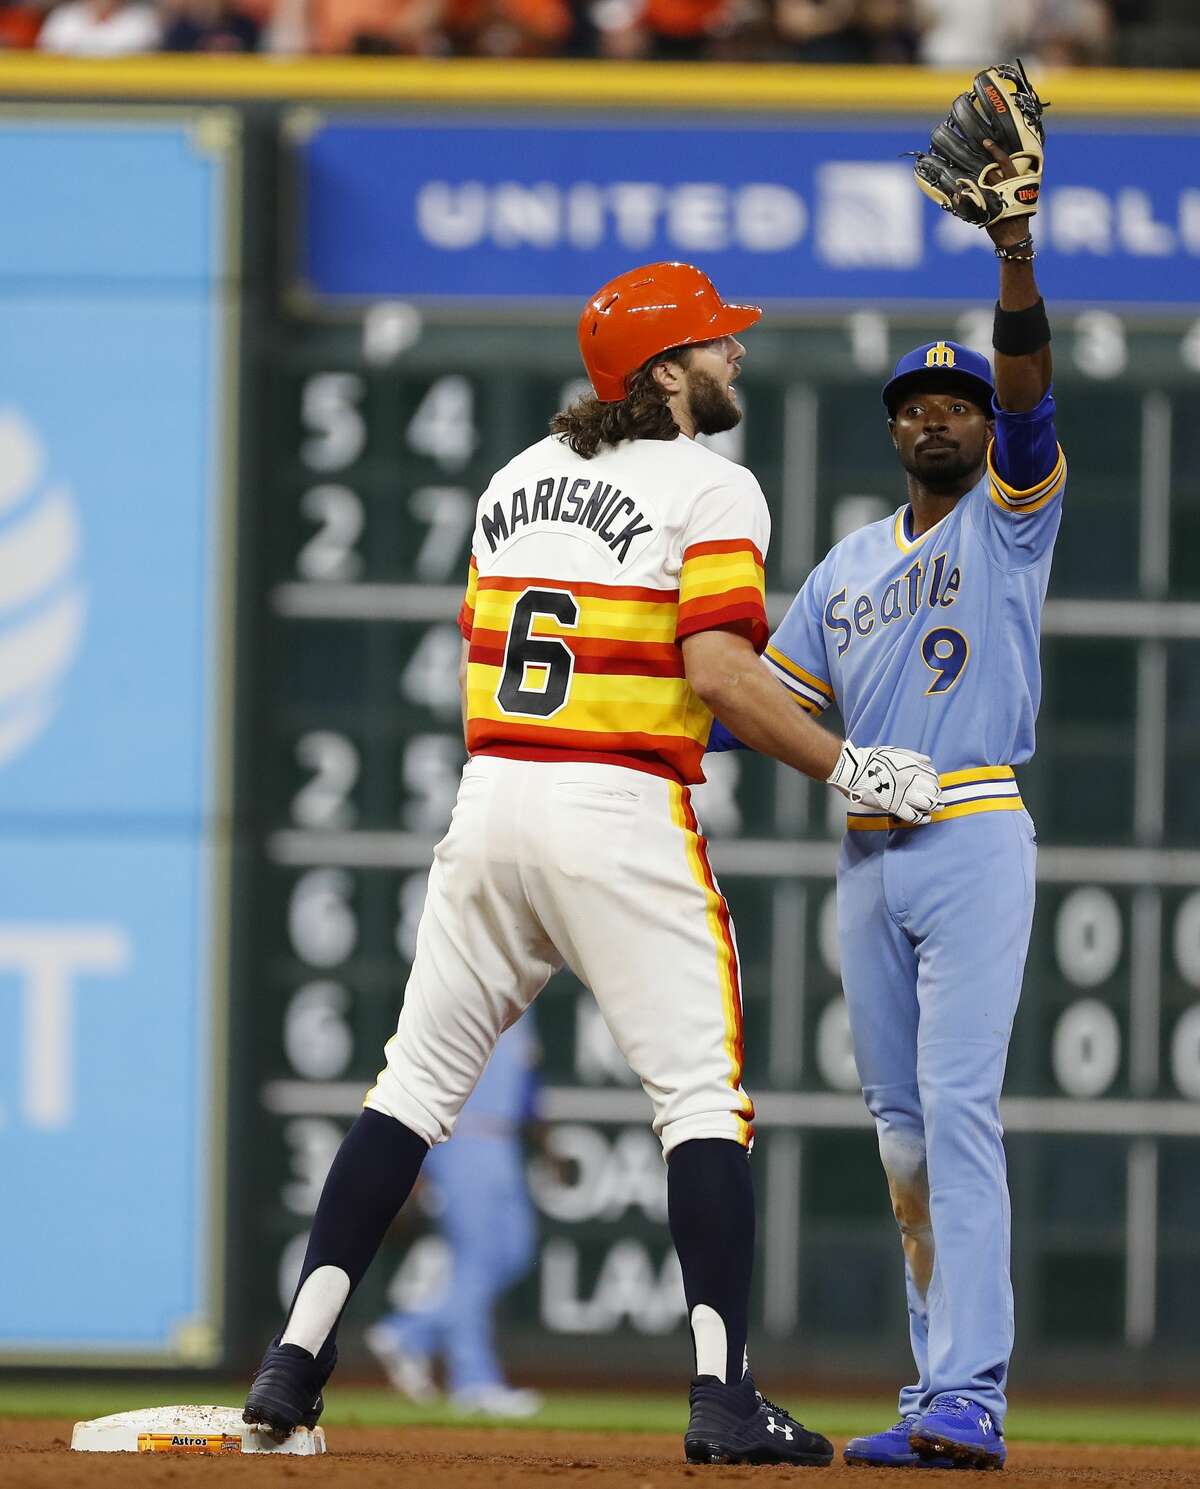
left=913, top=60, right=1046, bottom=228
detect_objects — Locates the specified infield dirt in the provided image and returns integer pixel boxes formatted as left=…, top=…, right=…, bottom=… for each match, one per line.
left=7, top=1420, right=1200, bottom=1489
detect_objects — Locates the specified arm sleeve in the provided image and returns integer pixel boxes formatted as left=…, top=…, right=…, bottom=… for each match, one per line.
left=974, top=389, right=1067, bottom=568
left=457, top=553, right=478, bottom=641
left=762, top=568, right=836, bottom=717
left=991, top=387, right=1062, bottom=492
left=706, top=719, right=748, bottom=753
left=675, top=471, right=771, bottom=652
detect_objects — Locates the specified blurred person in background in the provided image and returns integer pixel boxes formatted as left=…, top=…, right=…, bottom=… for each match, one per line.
left=36, top=0, right=161, bottom=52
left=0, top=2, right=45, bottom=46
left=773, top=0, right=859, bottom=61
left=266, top=0, right=573, bottom=55
left=161, top=0, right=261, bottom=50
left=364, top=1017, right=543, bottom=1419
left=444, top=0, right=573, bottom=59
left=592, top=0, right=745, bottom=63
left=775, top=0, right=917, bottom=62
left=856, top=0, right=918, bottom=60
left=266, top=0, right=447, bottom=54
left=916, top=0, right=1113, bottom=69
left=553, top=0, right=696, bottom=59
left=590, top=0, right=643, bottom=56
left=1009, top=0, right=1113, bottom=66
left=636, top=0, right=729, bottom=61
left=914, top=0, right=1011, bottom=67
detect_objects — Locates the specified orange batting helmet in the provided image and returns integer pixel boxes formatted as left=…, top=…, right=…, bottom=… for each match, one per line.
left=578, top=261, right=763, bottom=403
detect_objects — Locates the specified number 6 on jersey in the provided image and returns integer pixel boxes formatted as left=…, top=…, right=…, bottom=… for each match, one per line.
left=497, top=588, right=579, bottom=717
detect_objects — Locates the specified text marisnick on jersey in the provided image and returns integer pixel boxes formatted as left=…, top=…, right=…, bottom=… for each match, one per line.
left=482, top=477, right=653, bottom=563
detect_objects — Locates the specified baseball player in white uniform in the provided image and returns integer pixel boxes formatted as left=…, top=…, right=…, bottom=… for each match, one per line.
left=244, top=261, right=940, bottom=1465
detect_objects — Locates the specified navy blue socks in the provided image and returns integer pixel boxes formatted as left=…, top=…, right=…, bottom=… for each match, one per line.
left=282, top=1109, right=428, bottom=1351
left=667, top=1137, right=754, bottom=1385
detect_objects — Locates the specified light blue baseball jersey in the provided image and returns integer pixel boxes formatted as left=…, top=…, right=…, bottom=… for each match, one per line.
left=764, top=393, right=1065, bottom=825
left=721, top=383, right=1066, bottom=1427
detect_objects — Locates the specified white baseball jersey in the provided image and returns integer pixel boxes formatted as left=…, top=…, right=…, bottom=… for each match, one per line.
left=459, top=433, right=771, bottom=784
left=366, top=432, right=770, bottom=1156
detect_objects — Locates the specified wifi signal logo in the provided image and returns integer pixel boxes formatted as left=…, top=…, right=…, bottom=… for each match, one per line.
left=0, top=409, right=86, bottom=768
left=816, top=163, right=923, bottom=270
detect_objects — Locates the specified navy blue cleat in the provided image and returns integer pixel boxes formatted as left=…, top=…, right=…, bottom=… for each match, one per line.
left=845, top=1416, right=954, bottom=1468
left=909, top=1395, right=1006, bottom=1470
left=684, top=1373, right=834, bottom=1467
left=243, top=1334, right=336, bottom=1443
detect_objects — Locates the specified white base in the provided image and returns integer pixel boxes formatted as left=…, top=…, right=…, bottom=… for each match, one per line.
left=70, top=1405, right=327, bottom=1455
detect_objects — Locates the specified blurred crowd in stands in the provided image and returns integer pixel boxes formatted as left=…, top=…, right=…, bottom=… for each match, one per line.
left=1, top=0, right=1195, bottom=67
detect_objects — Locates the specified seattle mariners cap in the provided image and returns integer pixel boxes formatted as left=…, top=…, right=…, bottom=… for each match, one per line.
left=882, top=340, right=994, bottom=417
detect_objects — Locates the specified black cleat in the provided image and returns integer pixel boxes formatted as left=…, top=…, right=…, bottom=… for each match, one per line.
left=243, top=1334, right=336, bottom=1443
left=684, top=1373, right=834, bottom=1467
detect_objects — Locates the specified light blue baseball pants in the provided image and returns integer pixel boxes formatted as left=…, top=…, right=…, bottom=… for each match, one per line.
left=836, top=807, right=1037, bottom=1427
left=386, top=1134, right=535, bottom=1394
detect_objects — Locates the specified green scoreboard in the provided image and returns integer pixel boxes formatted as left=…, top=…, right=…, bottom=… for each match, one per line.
left=240, top=294, right=1200, bottom=1377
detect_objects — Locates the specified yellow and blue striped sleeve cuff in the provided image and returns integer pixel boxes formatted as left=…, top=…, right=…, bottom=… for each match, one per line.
left=763, top=644, right=834, bottom=715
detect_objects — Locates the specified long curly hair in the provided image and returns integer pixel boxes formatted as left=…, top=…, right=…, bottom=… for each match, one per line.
left=550, top=354, right=685, bottom=459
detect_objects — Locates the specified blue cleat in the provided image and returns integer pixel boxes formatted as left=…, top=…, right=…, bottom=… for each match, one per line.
left=844, top=1417, right=954, bottom=1468
left=909, top=1395, right=1006, bottom=1470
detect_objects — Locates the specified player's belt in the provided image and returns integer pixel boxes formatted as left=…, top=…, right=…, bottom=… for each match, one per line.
left=846, top=765, right=1023, bottom=831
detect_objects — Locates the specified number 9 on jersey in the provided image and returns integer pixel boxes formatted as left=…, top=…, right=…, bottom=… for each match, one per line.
left=922, top=626, right=969, bottom=696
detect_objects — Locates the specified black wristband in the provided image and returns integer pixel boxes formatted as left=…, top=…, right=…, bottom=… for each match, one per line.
left=994, top=233, right=1036, bottom=262
left=993, top=297, right=1051, bottom=357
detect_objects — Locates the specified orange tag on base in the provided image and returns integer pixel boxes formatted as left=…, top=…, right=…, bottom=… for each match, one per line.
left=136, top=1432, right=242, bottom=1454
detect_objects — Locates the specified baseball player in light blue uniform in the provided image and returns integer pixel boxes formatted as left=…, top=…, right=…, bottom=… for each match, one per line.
left=712, top=178, right=1061, bottom=1467
left=365, top=1017, right=542, bottom=1417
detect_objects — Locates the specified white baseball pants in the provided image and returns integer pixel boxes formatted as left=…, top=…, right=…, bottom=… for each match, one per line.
left=366, top=755, right=754, bottom=1157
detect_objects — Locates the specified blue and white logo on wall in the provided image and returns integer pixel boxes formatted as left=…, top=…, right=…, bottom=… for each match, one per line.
left=0, top=114, right=233, bottom=1360
left=815, top=163, right=922, bottom=269
left=297, top=117, right=1200, bottom=305
left=0, top=409, right=85, bottom=769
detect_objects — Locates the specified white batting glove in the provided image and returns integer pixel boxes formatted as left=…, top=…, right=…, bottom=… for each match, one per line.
left=827, top=742, right=942, bottom=825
